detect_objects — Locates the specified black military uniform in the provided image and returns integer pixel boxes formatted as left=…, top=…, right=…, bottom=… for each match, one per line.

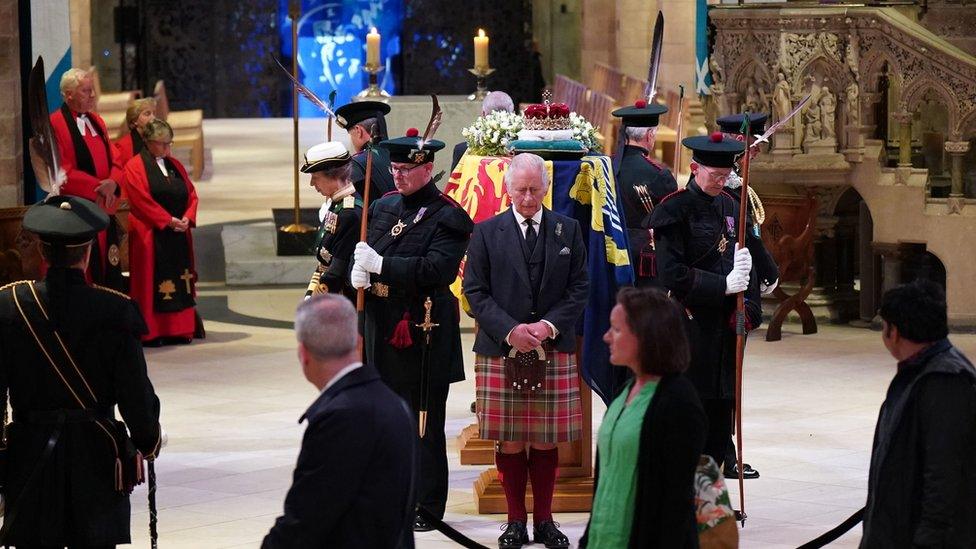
left=612, top=101, right=677, bottom=287
left=335, top=101, right=395, bottom=200
left=301, top=142, right=362, bottom=302
left=0, top=195, right=161, bottom=547
left=355, top=132, right=473, bottom=527
left=647, top=134, right=762, bottom=468
left=717, top=113, right=780, bottom=479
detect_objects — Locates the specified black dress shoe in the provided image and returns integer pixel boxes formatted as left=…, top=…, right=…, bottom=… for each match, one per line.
left=498, top=521, right=529, bottom=549
left=533, top=520, right=570, bottom=549
left=724, top=462, right=760, bottom=479
left=413, top=514, right=434, bottom=532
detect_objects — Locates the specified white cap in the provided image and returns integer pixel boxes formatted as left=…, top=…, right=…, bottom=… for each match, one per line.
left=301, top=141, right=351, bottom=173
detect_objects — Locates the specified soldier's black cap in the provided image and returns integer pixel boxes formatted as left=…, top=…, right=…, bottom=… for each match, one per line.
left=335, top=101, right=391, bottom=130
left=379, top=128, right=445, bottom=164
left=23, top=195, right=108, bottom=245
left=717, top=113, right=768, bottom=136
left=611, top=99, right=668, bottom=128
left=683, top=132, right=745, bottom=168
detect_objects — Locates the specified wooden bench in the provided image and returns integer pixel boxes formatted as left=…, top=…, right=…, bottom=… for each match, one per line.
left=154, top=80, right=205, bottom=180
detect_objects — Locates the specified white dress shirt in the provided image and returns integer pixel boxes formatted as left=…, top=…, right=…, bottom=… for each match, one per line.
left=76, top=114, right=97, bottom=137
left=155, top=157, right=169, bottom=178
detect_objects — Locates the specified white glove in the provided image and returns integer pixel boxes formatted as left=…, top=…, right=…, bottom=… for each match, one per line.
left=733, top=243, right=752, bottom=274
left=354, top=242, right=383, bottom=274
left=161, top=427, right=169, bottom=448
left=351, top=263, right=371, bottom=289
left=760, top=278, right=779, bottom=296
left=725, top=271, right=749, bottom=295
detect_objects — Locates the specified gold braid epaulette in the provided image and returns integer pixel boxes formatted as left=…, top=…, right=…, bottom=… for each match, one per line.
left=0, top=280, right=31, bottom=292
left=747, top=186, right=766, bottom=225
left=93, top=284, right=131, bottom=300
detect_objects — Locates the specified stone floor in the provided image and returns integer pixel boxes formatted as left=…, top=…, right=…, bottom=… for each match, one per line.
left=124, top=119, right=976, bottom=548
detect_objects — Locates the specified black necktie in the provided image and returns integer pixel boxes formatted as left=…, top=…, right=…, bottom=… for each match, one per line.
left=525, top=218, right=538, bottom=251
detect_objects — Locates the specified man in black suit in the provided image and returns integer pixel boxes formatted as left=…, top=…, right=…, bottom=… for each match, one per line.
left=463, top=153, right=589, bottom=549
left=263, top=294, right=416, bottom=549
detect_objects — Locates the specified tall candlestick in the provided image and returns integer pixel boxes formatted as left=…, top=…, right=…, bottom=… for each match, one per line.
left=474, top=29, right=489, bottom=70
left=367, top=27, right=381, bottom=67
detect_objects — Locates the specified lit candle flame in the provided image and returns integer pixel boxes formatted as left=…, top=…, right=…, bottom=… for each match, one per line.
left=478, top=29, right=486, bottom=38
left=370, top=27, right=378, bottom=35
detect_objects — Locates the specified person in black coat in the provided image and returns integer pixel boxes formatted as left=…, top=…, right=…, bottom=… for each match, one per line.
left=860, top=281, right=976, bottom=548
left=580, top=287, right=706, bottom=548
left=334, top=100, right=395, bottom=200
left=611, top=101, right=678, bottom=287
left=301, top=141, right=361, bottom=302
left=263, top=294, right=416, bottom=549
left=0, top=195, right=161, bottom=548
left=351, top=129, right=474, bottom=530
left=463, top=153, right=588, bottom=549
left=646, top=133, right=763, bottom=469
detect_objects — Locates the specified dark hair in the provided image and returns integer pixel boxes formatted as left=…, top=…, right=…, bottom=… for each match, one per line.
left=616, top=287, right=690, bottom=375
left=356, top=118, right=378, bottom=141
left=879, top=279, right=948, bottom=343
left=39, top=241, right=90, bottom=267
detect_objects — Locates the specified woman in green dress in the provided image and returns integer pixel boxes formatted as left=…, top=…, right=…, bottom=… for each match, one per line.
left=580, top=287, right=707, bottom=548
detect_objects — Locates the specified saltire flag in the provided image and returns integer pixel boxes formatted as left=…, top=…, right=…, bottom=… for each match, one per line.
left=569, top=156, right=635, bottom=404
left=695, top=0, right=712, bottom=96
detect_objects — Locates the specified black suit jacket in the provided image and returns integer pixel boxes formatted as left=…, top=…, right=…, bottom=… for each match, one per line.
left=463, top=207, right=588, bottom=357
left=451, top=142, right=468, bottom=173
left=262, top=364, right=416, bottom=549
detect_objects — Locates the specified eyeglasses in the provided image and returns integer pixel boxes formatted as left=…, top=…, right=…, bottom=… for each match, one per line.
left=389, top=164, right=423, bottom=175
left=149, top=140, right=173, bottom=146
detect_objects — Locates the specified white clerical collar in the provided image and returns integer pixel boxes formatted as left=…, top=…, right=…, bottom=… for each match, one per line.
left=322, top=361, right=363, bottom=393
left=155, top=157, right=169, bottom=177
left=76, top=113, right=97, bottom=137
left=512, top=207, right=543, bottom=228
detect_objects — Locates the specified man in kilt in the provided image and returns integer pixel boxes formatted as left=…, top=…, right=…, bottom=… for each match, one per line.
left=463, top=153, right=589, bottom=549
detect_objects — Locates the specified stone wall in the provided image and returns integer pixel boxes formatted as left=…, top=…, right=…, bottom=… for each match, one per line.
left=0, top=0, right=22, bottom=207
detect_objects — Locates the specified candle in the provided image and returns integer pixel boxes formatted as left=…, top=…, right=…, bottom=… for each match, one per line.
left=366, top=27, right=381, bottom=67
left=474, top=28, right=489, bottom=70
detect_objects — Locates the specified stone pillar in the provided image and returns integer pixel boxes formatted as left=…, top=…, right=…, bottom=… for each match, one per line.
left=893, top=108, right=913, bottom=167
left=945, top=140, right=972, bottom=197
left=0, top=0, right=23, bottom=207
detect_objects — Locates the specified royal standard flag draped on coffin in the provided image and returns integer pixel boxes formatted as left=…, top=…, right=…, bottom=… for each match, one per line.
left=446, top=154, right=633, bottom=404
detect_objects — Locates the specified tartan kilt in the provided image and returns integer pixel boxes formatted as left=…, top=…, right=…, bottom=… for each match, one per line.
left=476, top=344, right=582, bottom=443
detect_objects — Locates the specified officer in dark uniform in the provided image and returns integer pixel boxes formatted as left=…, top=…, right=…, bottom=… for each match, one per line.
left=611, top=100, right=678, bottom=287
left=301, top=141, right=362, bottom=303
left=716, top=113, right=781, bottom=480
left=646, top=133, right=763, bottom=471
left=0, top=195, right=161, bottom=548
left=351, top=128, right=474, bottom=531
left=334, top=100, right=396, bottom=200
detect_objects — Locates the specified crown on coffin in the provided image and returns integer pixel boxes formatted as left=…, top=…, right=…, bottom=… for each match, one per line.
left=522, top=90, right=571, bottom=131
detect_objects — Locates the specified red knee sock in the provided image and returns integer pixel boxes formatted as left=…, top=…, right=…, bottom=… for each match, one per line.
left=528, top=447, right=559, bottom=523
left=496, top=450, right=528, bottom=522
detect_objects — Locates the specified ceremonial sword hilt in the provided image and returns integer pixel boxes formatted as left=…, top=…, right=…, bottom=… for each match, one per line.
left=415, top=296, right=440, bottom=334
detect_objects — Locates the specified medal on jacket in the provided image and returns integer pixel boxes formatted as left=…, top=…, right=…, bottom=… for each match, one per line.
left=414, top=207, right=427, bottom=224
left=324, top=211, right=338, bottom=234
left=718, top=235, right=728, bottom=253
left=391, top=220, right=406, bottom=237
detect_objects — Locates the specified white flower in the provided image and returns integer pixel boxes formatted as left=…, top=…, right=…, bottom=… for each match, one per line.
left=463, top=111, right=525, bottom=156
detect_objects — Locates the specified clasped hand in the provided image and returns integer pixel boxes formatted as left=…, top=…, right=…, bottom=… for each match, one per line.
left=509, top=322, right=552, bottom=353
left=95, top=179, right=118, bottom=209
left=168, top=216, right=189, bottom=232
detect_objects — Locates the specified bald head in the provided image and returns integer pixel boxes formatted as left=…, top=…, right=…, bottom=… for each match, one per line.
left=482, top=91, right=514, bottom=116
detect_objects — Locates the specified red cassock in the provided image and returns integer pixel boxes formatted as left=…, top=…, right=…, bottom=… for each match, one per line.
left=123, top=154, right=199, bottom=341
left=113, top=132, right=140, bottom=175
left=49, top=108, right=125, bottom=283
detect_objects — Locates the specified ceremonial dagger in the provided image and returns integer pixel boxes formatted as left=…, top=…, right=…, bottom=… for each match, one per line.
left=734, top=113, right=752, bottom=526
left=415, top=297, right=440, bottom=438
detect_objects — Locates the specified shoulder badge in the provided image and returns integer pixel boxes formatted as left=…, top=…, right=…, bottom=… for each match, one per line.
left=342, top=195, right=355, bottom=209
left=93, top=284, right=131, bottom=300
left=0, top=280, right=31, bottom=293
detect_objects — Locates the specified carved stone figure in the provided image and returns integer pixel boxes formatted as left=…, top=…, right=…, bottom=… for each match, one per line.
left=803, top=102, right=821, bottom=145
left=820, top=86, right=837, bottom=139
left=744, top=79, right=762, bottom=113
left=845, top=81, right=860, bottom=128
left=773, top=72, right=792, bottom=124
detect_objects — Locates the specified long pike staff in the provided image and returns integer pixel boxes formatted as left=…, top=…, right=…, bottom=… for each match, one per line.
left=356, top=138, right=376, bottom=355
left=148, top=460, right=158, bottom=549
left=734, top=113, right=752, bottom=526
left=672, top=84, right=685, bottom=173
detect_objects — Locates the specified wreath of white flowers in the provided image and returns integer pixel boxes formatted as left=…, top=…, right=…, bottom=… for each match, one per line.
left=461, top=111, right=524, bottom=157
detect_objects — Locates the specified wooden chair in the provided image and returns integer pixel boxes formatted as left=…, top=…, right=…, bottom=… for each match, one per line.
left=154, top=80, right=205, bottom=180
left=584, top=90, right=615, bottom=140
left=553, top=75, right=587, bottom=113
left=590, top=62, right=623, bottom=104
